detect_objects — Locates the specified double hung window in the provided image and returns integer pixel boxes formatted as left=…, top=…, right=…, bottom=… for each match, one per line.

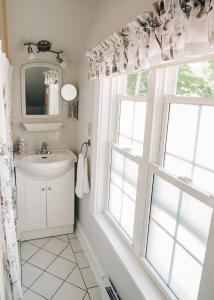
left=102, top=60, right=214, bottom=300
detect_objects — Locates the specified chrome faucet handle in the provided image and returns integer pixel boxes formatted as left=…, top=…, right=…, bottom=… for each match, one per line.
left=41, top=141, right=48, bottom=147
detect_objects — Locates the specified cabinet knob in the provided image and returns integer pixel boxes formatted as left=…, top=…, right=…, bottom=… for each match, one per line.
left=41, top=188, right=45, bottom=191
left=48, top=187, right=52, bottom=191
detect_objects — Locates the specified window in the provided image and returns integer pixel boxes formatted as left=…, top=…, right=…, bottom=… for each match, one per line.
left=163, top=101, right=214, bottom=193
left=144, top=61, right=214, bottom=300
left=107, top=71, right=148, bottom=240
left=146, top=168, right=212, bottom=300
left=97, top=60, right=214, bottom=300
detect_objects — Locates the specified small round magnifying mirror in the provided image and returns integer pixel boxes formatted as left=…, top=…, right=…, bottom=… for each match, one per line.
left=61, top=84, right=77, bottom=101
left=61, top=84, right=78, bottom=119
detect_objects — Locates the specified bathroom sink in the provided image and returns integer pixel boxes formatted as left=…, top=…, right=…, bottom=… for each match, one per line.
left=14, top=149, right=77, bottom=178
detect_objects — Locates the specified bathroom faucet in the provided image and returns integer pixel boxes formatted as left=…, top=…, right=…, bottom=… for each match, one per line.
left=38, top=142, right=51, bottom=155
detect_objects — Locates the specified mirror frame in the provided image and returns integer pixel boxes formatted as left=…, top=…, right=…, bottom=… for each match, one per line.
left=21, top=62, right=63, bottom=119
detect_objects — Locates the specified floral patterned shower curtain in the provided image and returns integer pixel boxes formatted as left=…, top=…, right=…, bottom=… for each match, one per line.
left=0, top=45, right=22, bottom=299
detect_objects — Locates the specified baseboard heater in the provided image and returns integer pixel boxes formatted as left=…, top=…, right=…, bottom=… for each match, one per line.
left=102, top=276, right=120, bottom=300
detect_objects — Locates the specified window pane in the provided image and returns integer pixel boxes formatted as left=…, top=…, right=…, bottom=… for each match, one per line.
left=110, top=150, right=124, bottom=188
left=118, top=135, right=132, bottom=151
left=109, top=183, right=122, bottom=222
left=193, top=167, right=214, bottom=194
left=123, top=159, right=138, bottom=200
left=118, top=101, right=147, bottom=156
left=109, top=150, right=139, bottom=240
left=177, top=193, right=212, bottom=262
left=133, top=102, right=146, bottom=142
left=121, top=195, right=135, bottom=239
left=164, top=154, right=192, bottom=179
left=119, top=101, right=134, bottom=138
left=126, top=71, right=149, bottom=96
left=146, top=220, right=174, bottom=282
left=150, top=176, right=180, bottom=235
left=170, top=245, right=202, bottom=300
left=195, top=106, right=214, bottom=170
left=164, top=103, right=214, bottom=194
left=146, top=175, right=212, bottom=300
left=176, top=60, right=214, bottom=97
left=165, top=104, right=198, bottom=161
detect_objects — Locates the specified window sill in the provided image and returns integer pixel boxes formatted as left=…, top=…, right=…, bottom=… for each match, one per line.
left=93, top=212, right=167, bottom=300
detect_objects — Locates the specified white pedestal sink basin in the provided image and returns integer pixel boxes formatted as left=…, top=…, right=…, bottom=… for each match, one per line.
left=14, top=149, right=77, bottom=179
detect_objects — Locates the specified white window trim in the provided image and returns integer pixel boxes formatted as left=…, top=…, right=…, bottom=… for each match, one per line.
left=90, top=59, right=214, bottom=300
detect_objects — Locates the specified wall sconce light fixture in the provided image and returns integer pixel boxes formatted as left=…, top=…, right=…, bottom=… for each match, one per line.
left=24, top=40, right=66, bottom=68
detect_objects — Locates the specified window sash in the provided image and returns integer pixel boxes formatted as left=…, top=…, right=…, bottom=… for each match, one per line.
left=106, top=91, right=148, bottom=241
left=107, top=142, right=141, bottom=240
left=141, top=163, right=214, bottom=300
left=159, top=96, right=214, bottom=192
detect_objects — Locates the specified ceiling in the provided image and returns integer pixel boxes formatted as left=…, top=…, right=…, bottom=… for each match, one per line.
left=7, top=0, right=102, bottom=63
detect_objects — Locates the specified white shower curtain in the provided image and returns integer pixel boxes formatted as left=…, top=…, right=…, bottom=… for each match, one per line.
left=0, top=44, right=22, bottom=299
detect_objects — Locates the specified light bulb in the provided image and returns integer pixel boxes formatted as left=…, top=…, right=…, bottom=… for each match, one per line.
left=59, top=60, right=66, bottom=68
left=28, top=52, right=36, bottom=60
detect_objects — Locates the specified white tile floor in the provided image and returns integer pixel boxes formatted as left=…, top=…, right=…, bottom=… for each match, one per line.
left=20, top=233, right=101, bottom=300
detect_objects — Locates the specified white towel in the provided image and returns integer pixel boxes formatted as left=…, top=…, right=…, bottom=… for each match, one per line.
left=75, top=153, right=90, bottom=198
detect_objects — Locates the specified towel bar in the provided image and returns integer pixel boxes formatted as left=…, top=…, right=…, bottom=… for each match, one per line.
left=80, top=140, right=91, bottom=158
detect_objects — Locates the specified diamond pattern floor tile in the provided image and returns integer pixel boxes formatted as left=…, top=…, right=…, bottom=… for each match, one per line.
left=55, top=234, right=69, bottom=242
left=23, top=289, right=46, bottom=300
left=59, top=245, right=76, bottom=263
left=47, top=257, right=76, bottom=280
left=88, top=287, right=102, bottom=300
left=21, top=234, right=100, bottom=300
left=28, top=237, right=50, bottom=248
left=68, top=233, right=77, bottom=240
left=52, top=282, right=86, bottom=300
left=22, top=262, right=43, bottom=288
left=43, top=238, right=68, bottom=255
left=70, top=239, right=83, bottom=252
left=66, top=265, right=86, bottom=290
left=81, top=267, right=97, bottom=288
left=83, top=294, right=90, bottom=300
left=75, top=252, right=90, bottom=268
left=28, top=249, right=57, bottom=270
left=21, top=242, right=39, bottom=261
left=31, top=272, right=63, bottom=299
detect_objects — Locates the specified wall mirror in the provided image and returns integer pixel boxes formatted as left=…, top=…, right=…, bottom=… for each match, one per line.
left=21, top=63, right=62, bottom=118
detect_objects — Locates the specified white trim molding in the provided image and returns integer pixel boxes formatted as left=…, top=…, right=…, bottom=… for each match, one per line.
left=75, top=221, right=106, bottom=300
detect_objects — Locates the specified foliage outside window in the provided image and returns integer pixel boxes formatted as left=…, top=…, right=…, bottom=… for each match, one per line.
left=177, top=61, right=214, bottom=97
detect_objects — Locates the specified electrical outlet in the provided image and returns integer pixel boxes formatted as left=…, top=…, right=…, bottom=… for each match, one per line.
left=88, top=122, right=92, bottom=137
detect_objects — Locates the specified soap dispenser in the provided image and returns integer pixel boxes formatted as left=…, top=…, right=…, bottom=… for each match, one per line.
left=17, top=138, right=26, bottom=154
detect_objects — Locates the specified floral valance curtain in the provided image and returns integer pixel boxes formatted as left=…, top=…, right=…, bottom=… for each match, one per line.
left=86, top=0, right=214, bottom=79
left=0, top=44, right=22, bottom=299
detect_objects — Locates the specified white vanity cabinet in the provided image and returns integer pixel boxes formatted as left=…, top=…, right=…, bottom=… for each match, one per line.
left=16, top=168, right=75, bottom=241
left=46, top=170, right=74, bottom=228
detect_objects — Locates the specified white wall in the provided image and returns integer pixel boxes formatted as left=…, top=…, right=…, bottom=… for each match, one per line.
left=12, top=58, right=79, bottom=152
left=76, top=1, right=153, bottom=300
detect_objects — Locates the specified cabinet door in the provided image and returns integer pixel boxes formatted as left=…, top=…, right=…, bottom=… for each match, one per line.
left=47, top=168, right=74, bottom=228
left=16, top=171, right=47, bottom=232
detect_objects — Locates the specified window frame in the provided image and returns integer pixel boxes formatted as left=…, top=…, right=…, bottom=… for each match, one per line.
left=91, top=60, right=214, bottom=300
left=106, top=90, right=148, bottom=243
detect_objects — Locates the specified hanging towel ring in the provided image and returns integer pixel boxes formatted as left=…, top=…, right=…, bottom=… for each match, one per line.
left=80, top=140, right=91, bottom=158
